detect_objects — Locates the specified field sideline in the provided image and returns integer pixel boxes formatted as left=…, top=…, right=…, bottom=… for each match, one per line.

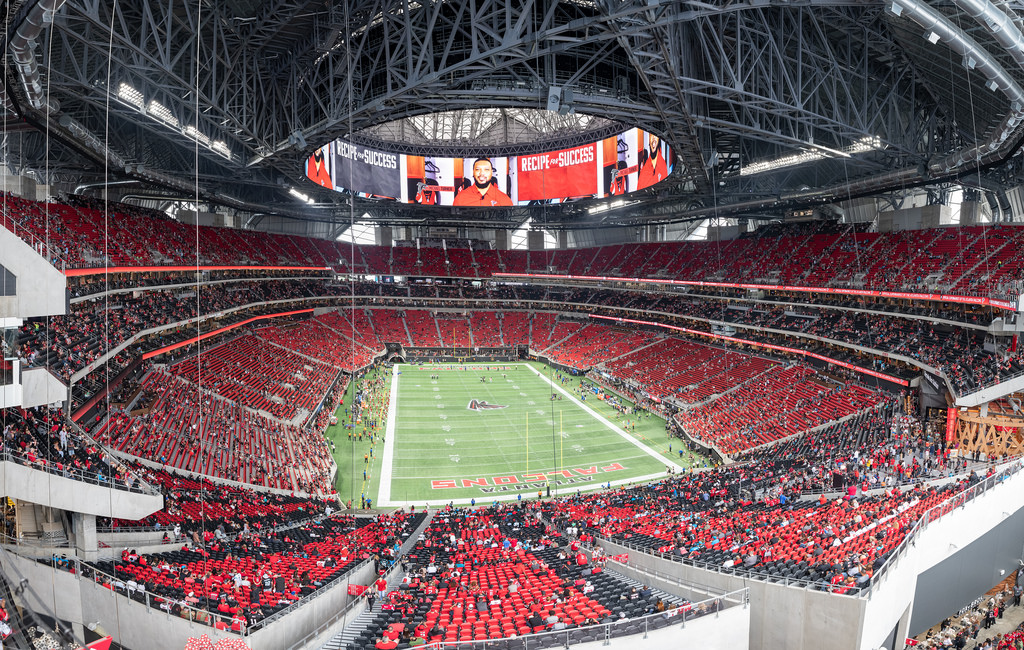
left=369, top=361, right=693, bottom=506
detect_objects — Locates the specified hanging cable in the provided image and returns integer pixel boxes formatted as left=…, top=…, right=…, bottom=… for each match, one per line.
left=344, top=0, right=357, bottom=511
left=955, top=8, right=992, bottom=354
left=100, top=0, right=124, bottom=642
left=40, top=1, right=65, bottom=640
left=0, top=0, right=9, bottom=563
left=189, top=0, right=209, bottom=592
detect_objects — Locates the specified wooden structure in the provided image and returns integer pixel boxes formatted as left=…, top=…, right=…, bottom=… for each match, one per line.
left=952, top=398, right=1024, bottom=459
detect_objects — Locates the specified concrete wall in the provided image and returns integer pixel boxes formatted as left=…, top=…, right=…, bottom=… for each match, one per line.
left=597, top=539, right=867, bottom=650
left=177, top=210, right=239, bottom=229
left=0, top=460, right=163, bottom=520
left=550, top=603, right=749, bottom=650
left=97, top=531, right=176, bottom=547
left=0, top=175, right=37, bottom=200
left=0, top=224, right=67, bottom=319
left=567, top=226, right=639, bottom=249
left=708, top=224, right=743, bottom=241
left=0, top=363, right=22, bottom=409
left=246, top=560, right=376, bottom=650
left=860, top=465, right=1024, bottom=649
left=960, top=200, right=984, bottom=225
left=4, top=549, right=376, bottom=650
left=5, top=551, right=83, bottom=635
left=78, top=576, right=235, bottom=650
left=751, top=580, right=866, bottom=650
left=839, top=197, right=880, bottom=224
left=20, top=366, right=67, bottom=408
left=597, top=462, right=1024, bottom=650
left=877, top=204, right=947, bottom=232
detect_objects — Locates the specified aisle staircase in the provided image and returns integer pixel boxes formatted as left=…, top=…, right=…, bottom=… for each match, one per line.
left=318, top=572, right=406, bottom=650
left=402, top=316, right=414, bottom=348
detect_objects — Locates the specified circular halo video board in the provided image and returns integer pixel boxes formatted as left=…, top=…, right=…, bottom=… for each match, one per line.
left=305, top=126, right=673, bottom=206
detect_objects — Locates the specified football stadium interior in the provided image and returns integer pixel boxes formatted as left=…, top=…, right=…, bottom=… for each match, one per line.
left=7, top=1, right=1024, bottom=649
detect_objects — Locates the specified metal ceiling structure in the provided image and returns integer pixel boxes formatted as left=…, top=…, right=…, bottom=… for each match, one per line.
left=3, top=0, right=1024, bottom=230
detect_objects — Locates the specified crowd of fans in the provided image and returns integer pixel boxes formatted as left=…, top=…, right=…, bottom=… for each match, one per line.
left=7, top=192, right=1024, bottom=305
left=97, top=368, right=338, bottom=494
left=168, top=334, right=340, bottom=422
left=0, top=405, right=148, bottom=496
left=73, top=508, right=426, bottom=631
left=353, top=502, right=689, bottom=649
left=7, top=193, right=1024, bottom=646
left=12, top=265, right=1018, bottom=400
left=911, top=585, right=1024, bottom=649
left=603, top=337, right=777, bottom=402
left=675, top=364, right=886, bottom=454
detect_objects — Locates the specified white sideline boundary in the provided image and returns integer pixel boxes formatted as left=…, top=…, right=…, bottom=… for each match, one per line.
left=376, top=367, right=400, bottom=505
left=525, top=364, right=684, bottom=473
left=377, top=362, right=681, bottom=507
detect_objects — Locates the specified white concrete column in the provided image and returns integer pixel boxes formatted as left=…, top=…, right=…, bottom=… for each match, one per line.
left=72, top=513, right=98, bottom=562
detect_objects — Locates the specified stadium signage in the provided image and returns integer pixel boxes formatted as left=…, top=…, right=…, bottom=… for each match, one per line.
left=139, top=308, right=314, bottom=361
left=494, top=272, right=1018, bottom=311
left=589, top=313, right=911, bottom=386
left=431, top=462, right=626, bottom=490
left=306, top=127, right=672, bottom=205
left=65, top=264, right=329, bottom=277
left=467, top=399, right=508, bottom=411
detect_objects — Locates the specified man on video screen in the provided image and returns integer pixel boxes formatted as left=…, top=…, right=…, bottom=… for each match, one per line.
left=637, top=133, right=668, bottom=190
left=453, top=158, right=513, bottom=206
left=307, top=146, right=333, bottom=189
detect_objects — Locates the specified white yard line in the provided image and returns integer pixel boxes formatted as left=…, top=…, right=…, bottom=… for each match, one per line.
left=525, top=364, right=684, bottom=473
left=385, top=473, right=665, bottom=508
left=376, top=366, right=400, bottom=505
left=380, top=362, right=680, bottom=507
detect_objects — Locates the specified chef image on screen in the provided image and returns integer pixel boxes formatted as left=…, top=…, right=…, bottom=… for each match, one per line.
left=637, top=132, right=668, bottom=190
left=453, top=157, right=513, bottom=206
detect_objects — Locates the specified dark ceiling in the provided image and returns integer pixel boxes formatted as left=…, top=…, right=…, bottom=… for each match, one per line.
left=4, top=0, right=1024, bottom=230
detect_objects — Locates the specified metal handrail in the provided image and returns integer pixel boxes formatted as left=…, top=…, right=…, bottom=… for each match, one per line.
left=861, top=457, right=1024, bottom=598
left=65, top=419, right=163, bottom=497
left=0, top=445, right=154, bottom=496
left=585, top=457, right=1023, bottom=598
left=253, top=558, right=372, bottom=632
left=55, top=551, right=373, bottom=639
left=59, top=556, right=246, bottom=636
left=330, top=588, right=748, bottom=650
left=1, top=218, right=69, bottom=271
left=952, top=365, right=1024, bottom=400
left=285, top=578, right=372, bottom=650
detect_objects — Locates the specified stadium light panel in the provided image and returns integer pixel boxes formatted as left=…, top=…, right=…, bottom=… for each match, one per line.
left=741, top=136, right=883, bottom=176
left=289, top=188, right=314, bottom=204
left=147, top=100, right=179, bottom=128
left=184, top=125, right=211, bottom=147
left=211, top=141, right=231, bottom=159
left=117, top=83, right=144, bottom=109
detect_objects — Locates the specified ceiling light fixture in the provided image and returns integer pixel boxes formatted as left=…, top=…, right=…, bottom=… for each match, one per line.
left=740, top=136, right=883, bottom=176
left=117, top=83, right=143, bottom=109
left=288, top=188, right=314, bottom=204
left=147, top=100, right=179, bottom=129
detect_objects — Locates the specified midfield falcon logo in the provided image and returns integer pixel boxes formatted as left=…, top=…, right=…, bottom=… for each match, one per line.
left=467, top=399, right=508, bottom=411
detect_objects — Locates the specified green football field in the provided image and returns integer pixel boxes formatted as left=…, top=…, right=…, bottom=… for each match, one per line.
left=362, top=362, right=690, bottom=506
